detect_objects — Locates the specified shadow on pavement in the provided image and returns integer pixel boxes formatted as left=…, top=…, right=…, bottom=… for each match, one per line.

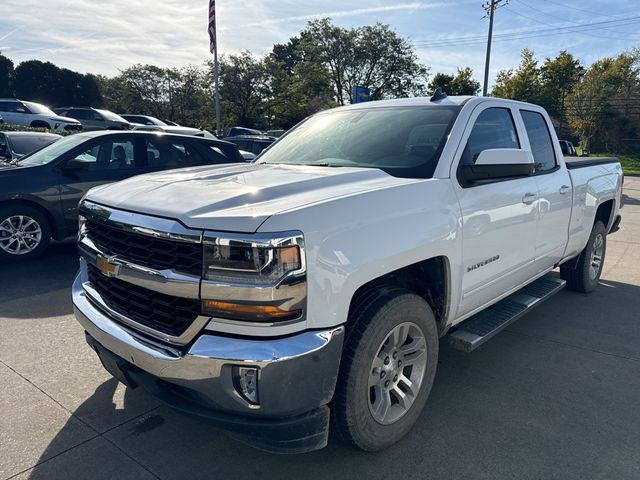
left=1, top=240, right=78, bottom=319
left=26, top=279, right=640, bottom=480
left=622, top=193, right=640, bottom=206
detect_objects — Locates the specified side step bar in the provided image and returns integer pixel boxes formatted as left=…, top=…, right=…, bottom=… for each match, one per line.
left=448, top=276, right=566, bottom=352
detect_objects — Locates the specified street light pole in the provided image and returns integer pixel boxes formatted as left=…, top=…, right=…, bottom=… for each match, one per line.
left=482, top=0, right=508, bottom=96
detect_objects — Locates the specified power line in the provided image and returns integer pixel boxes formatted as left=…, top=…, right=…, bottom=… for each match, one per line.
left=413, top=16, right=640, bottom=48
left=513, top=0, right=640, bottom=37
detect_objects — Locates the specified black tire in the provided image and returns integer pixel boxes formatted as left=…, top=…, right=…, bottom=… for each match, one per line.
left=0, top=205, right=51, bottom=262
left=30, top=120, right=51, bottom=129
left=332, top=286, right=439, bottom=451
left=561, top=221, right=607, bottom=293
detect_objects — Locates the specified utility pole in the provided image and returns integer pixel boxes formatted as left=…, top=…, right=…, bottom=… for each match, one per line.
left=482, top=0, right=509, bottom=96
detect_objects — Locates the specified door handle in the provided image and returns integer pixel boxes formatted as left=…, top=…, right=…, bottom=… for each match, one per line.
left=522, top=193, right=538, bottom=205
left=559, top=185, right=571, bottom=195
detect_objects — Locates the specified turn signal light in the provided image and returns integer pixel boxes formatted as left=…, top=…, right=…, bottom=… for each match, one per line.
left=202, top=300, right=301, bottom=322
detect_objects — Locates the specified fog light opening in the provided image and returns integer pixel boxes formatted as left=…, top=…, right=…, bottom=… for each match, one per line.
left=233, top=366, right=259, bottom=405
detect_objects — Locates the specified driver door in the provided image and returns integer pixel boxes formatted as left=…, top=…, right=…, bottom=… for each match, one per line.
left=58, top=137, right=143, bottom=231
left=452, top=104, right=539, bottom=318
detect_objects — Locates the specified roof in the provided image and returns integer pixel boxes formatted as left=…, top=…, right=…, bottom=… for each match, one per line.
left=323, top=95, right=544, bottom=113
left=1, top=131, right=62, bottom=138
left=73, top=129, right=234, bottom=145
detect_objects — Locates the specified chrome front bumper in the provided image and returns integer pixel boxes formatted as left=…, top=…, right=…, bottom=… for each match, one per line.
left=72, top=268, right=344, bottom=419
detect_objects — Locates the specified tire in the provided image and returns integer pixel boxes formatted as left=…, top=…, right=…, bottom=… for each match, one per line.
left=0, top=205, right=51, bottom=262
left=332, top=286, right=439, bottom=451
left=30, top=120, right=51, bottom=129
left=561, top=221, right=607, bottom=293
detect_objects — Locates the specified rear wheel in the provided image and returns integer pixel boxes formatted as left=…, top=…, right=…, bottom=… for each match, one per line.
left=561, top=221, right=607, bottom=293
left=332, top=287, right=439, bottom=451
left=0, top=205, right=51, bottom=262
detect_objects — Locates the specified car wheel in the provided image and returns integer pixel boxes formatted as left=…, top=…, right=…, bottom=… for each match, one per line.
left=332, top=287, right=439, bottom=451
left=0, top=205, right=51, bottom=262
left=561, top=221, right=607, bottom=293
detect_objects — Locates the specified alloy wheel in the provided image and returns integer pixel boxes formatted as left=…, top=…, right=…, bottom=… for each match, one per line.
left=0, top=215, right=42, bottom=255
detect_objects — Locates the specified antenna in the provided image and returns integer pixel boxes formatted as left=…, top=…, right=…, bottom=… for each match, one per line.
left=430, top=87, right=448, bottom=102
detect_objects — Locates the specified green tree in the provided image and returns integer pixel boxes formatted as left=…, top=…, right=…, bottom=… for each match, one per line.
left=0, top=53, right=15, bottom=97
left=217, top=51, right=268, bottom=129
left=300, top=19, right=429, bottom=105
left=539, top=51, right=583, bottom=136
left=429, top=67, right=480, bottom=95
left=491, top=48, right=541, bottom=103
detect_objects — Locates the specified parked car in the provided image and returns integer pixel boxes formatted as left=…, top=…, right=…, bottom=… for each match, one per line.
left=0, top=131, right=244, bottom=261
left=72, top=95, right=622, bottom=453
left=121, top=114, right=206, bottom=136
left=0, top=132, right=61, bottom=161
left=226, top=134, right=275, bottom=155
left=266, top=129, right=285, bottom=138
left=560, top=139, right=589, bottom=157
left=0, top=98, right=82, bottom=131
left=53, top=107, right=131, bottom=131
left=226, top=126, right=263, bottom=137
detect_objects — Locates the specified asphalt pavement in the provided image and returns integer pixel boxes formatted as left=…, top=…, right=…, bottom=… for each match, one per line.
left=1, top=178, right=639, bottom=480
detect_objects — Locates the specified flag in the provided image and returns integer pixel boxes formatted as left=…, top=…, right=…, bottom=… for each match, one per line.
left=208, top=0, right=217, bottom=54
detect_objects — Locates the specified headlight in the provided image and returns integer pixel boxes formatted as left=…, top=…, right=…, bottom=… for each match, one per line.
left=203, top=232, right=304, bottom=284
left=202, top=231, right=306, bottom=323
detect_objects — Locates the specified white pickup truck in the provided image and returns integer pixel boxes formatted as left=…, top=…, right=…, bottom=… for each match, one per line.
left=73, top=93, right=623, bottom=454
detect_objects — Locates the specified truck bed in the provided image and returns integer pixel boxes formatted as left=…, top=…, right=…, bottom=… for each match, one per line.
left=564, top=156, right=619, bottom=169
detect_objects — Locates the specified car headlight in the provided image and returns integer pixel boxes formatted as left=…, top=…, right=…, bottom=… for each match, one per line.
left=78, top=214, right=87, bottom=235
left=201, top=231, right=306, bottom=322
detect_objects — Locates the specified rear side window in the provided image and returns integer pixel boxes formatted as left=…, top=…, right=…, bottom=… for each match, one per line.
left=146, top=139, right=207, bottom=169
left=521, top=110, right=557, bottom=173
left=461, top=107, right=519, bottom=165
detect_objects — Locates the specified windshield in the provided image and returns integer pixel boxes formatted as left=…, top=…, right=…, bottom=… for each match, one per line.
left=258, top=106, right=460, bottom=178
left=96, top=109, right=128, bottom=122
left=18, top=134, right=87, bottom=166
left=23, top=101, right=55, bottom=115
left=11, top=135, right=59, bottom=155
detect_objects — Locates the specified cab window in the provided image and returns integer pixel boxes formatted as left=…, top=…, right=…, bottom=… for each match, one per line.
left=461, top=107, right=520, bottom=165
left=521, top=110, right=557, bottom=173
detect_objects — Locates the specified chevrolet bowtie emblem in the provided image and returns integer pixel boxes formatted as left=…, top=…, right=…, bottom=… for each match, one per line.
left=96, top=255, right=120, bottom=278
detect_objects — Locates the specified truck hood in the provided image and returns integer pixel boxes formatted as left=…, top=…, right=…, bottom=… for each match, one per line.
left=86, top=163, right=418, bottom=232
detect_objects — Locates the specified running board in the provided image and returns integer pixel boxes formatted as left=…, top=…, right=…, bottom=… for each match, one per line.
left=448, top=276, right=566, bottom=353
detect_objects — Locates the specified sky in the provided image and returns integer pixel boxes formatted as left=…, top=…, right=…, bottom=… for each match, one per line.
left=1, top=0, right=639, bottom=88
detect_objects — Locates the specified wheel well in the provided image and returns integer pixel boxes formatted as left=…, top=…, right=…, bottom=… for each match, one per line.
left=30, top=120, right=50, bottom=128
left=0, top=199, right=59, bottom=239
left=595, top=199, right=614, bottom=230
left=348, top=257, right=449, bottom=335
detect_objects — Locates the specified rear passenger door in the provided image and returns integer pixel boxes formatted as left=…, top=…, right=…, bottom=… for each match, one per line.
left=452, top=103, right=539, bottom=318
left=518, top=109, right=572, bottom=271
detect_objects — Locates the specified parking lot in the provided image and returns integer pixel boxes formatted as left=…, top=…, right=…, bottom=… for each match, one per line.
left=0, top=177, right=638, bottom=480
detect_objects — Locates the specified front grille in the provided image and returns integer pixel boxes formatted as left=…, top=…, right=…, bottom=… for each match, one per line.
left=87, top=263, right=201, bottom=337
left=84, top=219, right=202, bottom=276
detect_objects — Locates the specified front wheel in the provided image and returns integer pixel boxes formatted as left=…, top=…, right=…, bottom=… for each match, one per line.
left=0, top=205, right=51, bottom=262
left=561, top=221, right=607, bottom=293
left=332, top=287, right=439, bottom=451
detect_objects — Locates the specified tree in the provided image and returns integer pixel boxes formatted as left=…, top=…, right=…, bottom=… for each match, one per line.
left=491, top=49, right=541, bottom=103
left=429, top=67, right=480, bottom=95
left=300, top=19, right=429, bottom=105
left=539, top=51, right=583, bottom=135
left=264, top=39, right=336, bottom=128
left=0, top=53, right=15, bottom=97
left=217, top=51, right=268, bottom=128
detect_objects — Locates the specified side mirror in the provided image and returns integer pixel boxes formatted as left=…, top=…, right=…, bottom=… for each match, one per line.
left=459, top=148, right=534, bottom=186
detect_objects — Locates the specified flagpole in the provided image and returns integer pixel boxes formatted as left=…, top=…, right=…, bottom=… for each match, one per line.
left=214, top=37, right=221, bottom=137
left=209, top=0, right=221, bottom=137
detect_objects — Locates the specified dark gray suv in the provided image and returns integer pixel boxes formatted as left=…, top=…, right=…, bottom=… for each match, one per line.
left=53, top=107, right=132, bottom=131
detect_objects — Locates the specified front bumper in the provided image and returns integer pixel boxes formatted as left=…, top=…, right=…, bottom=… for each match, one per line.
left=72, top=270, right=344, bottom=453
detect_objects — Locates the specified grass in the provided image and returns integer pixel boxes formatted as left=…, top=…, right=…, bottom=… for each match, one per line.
left=591, top=152, right=640, bottom=176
